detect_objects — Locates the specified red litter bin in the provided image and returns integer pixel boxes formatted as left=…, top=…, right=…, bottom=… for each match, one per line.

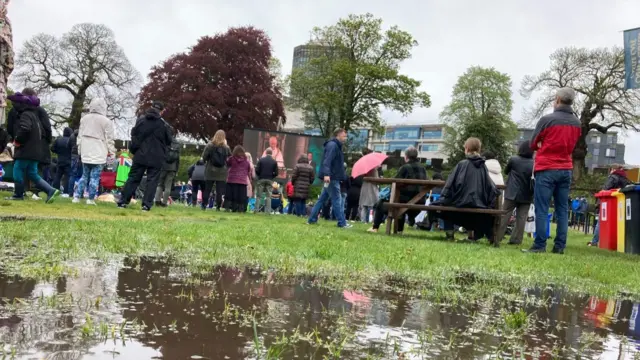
left=595, top=190, right=619, bottom=251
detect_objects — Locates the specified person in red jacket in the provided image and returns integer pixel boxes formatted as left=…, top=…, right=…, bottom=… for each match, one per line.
left=523, top=87, right=581, bottom=254
left=285, top=180, right=295, bottom=214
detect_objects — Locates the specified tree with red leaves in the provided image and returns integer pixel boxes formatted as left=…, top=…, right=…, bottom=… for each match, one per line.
left=138, top=27, right=285, bottom=144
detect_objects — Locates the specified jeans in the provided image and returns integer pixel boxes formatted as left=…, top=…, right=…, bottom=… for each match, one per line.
left=294, top=199, right=307, bottom=216
left=361, top=206, right=372, bottom=223
left=155, top=170, right=176, bottom=204
left=53, top=163, right=71, bottom=194
left=255, top=179, right=273, bottom=213
left=591, top=221, right=600, bottom=245
left=13, top=159, right=54, bottom=198
left=533, top=170, right=572, bottom=250
left=67, top=157, right=82, bottom=196
left=308, top=180, right=347, bottom=227
left=75, top=163, right=104, bottom=200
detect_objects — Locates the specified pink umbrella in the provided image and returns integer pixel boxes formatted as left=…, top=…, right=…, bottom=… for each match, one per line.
left=351, top=153, right=388, bottom=178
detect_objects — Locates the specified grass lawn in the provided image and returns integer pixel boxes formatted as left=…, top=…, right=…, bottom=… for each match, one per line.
left=0, top=192, right=638, bottom=299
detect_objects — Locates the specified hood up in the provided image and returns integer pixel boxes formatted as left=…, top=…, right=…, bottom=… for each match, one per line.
left=63, top=127, right=73, bottom=137
left=89, top=98, right=107, bottom=116
left=485, top=159, right=502, bottom=175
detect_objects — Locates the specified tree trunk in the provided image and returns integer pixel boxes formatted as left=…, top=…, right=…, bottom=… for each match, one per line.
left=69, top=92, right=87, bottom=129
left=572, top=123, right=590, bottom=181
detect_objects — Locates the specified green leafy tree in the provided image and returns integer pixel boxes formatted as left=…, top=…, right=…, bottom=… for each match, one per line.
left=521, top=47, right=640, bottom=180
left=442, top=66, right=517, bottom=165
left=289, top=13, right=431, bottom=137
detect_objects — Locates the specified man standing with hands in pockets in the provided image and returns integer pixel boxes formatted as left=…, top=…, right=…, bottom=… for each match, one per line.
left=307, top=128, right=351, bottom=229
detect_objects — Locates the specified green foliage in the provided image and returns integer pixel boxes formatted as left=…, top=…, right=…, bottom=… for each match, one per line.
left=442, top=66, right=517, bottom=165
left=288, top=13, right=430, bottom=137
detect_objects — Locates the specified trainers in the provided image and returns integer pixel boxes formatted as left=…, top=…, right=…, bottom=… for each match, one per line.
left=72, top=197, right=80, bottom=204
left=32, top=194, right=42, bottom=201
left=367, top=228, right=378, bottom=233
left=61, top=194, right=70, bottom=199
left=46, top=190, right=60, bottom=204
left=340, top=224, right=353, bottom=229
left=141, top=206, right=150, bottom=212
left=4, top=196, right=24, bottom=201
left=117, top=203, right=127, bottom=209
left=86, top=200, right=96, bottom=206
left=552, top=248, right=565, bottom=255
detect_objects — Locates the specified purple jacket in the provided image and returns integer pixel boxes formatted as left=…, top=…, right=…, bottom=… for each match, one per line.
left=226, top=156, right=251, bottom=185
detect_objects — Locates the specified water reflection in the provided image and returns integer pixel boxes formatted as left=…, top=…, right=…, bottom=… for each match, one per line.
left=0, top=258, right=636, bottom=359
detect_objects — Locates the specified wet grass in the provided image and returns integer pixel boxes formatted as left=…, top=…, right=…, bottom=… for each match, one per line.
left=1, top=193, right=639, bottom=299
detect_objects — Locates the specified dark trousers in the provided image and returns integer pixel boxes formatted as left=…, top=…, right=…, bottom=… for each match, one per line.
left=226, top=183, right=247, bottom=212
left=53, top=163, right=71, bottom=194
left=372, top=199, right=419, bottom=232
left=191, top=180, right=205, bottom=206
left=346, top=200, right=359, bottom=221
left=294, top=199, right=307, bottom=216
left=120, top=162, right=162, bottom=209
left=203, top=180, right=226, bottom=209
left=287, top=198, right=296, bottom=214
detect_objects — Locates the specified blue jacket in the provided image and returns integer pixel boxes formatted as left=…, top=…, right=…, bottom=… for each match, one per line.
left=319, top=138, right=346, bottom=181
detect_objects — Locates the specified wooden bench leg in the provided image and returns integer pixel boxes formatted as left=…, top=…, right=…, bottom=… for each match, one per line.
left=385, top=209, right=393, bottom=235
left=491, top=215, right=501, bottom=247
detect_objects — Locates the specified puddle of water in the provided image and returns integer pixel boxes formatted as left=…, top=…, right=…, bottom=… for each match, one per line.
left=0, top=257, right=638, bottom=359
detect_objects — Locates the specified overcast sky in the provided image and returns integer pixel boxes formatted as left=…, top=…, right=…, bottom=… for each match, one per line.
left=8, top=0, right=640, bottom=163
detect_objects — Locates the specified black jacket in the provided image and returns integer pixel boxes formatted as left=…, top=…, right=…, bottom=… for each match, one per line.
left=603, top=171, right=631, bottom=190
left=439, top=155, right=499, bottom=209
left=396, top=160, right=428, bottom=203
left=129, top=108, right=172, bottom=168
left=68, top=129, right=79, bottom=157
left=346, top=175, right=363, bottom=204
left=13, top=103, right=47, bottom=163
left=8, top=106, right=52, bottom=165
left=504, top=155, right=534, bottom=203
left=188, top=160, right=206, bottom=181
left=255, top=155, right=278, bottom=180
left=51, top=127, right=73, bottom=167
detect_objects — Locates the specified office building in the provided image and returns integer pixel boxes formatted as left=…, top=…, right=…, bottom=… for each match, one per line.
left=292, top=45, right=333, bottom=72
left=515, top=128, right=626, bottom=171
left=368, top=124, right=447, bottom=164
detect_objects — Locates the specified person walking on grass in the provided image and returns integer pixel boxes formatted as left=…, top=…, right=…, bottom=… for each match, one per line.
left=589, top=164, right=631, bottom=246
left=51, top=127, right=73, bottom=196
left=154, top=137, right=181, bottom=207
left=307, top=128, right=351, bottom=229
left=202, top=130, right=231, bottom=211
left=5, top=90, right=59, bottom=202
left=73, top=98, right=115, bottom=205
left=255, top=148, right=278, bottom=214
left=291, top=154, right=315, bottom=216
left=225, top=145, right=251, bottom=212
left=118, top=101, right=172, bottom=212
left=523, top=87, right=581, bottom=254
left=496, top=140, right=534, bottom=245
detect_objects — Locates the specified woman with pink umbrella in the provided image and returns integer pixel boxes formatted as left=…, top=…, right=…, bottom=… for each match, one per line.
left=352, top=152, right=387, bottom=223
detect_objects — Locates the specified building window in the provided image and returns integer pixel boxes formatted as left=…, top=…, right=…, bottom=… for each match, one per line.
left=592, top=136, right=601, bottom=144
left=394, top=129, right=420, bottom=140
left=606, top=148, right=616, bottom=158
left=592, top=148, right=600, bottom=156
left=421, top=130, right=443, bottom=139
left=388, top=141, right=417, bottom=152
left=419, top=144, right=439, bottom=152
left=593, top=155, right=599, bottom=163
left=373, top=144, right=387, bottom=152
left=607, top=135, right=615, bottom=144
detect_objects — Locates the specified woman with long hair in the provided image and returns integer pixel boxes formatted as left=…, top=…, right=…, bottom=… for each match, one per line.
left=201, top=130, right=231, bottom=210
left=226, top=145, right=251, bottom=212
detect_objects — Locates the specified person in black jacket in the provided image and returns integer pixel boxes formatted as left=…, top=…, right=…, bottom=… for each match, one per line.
left=430, top=137, right=500, bottom=242
left=118, top=101, right=172, bottom=211
left=496, top=140, right=534, bottom=245
left=5, top=91, right=59, bottom=202
left=51, top=127, right=73, bottom=194
left=589, top=165, right=632, bottom=246
left=66, top=128, right=83, bottom=196
left=346, top=175, right=363, bottom=221
left=368, top=146, right=428, bottom=234
left=254, top=149, right=279, bottom=213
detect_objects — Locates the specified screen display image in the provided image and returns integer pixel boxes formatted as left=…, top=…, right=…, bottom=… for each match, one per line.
left=243, top=129, right=326, bottom=184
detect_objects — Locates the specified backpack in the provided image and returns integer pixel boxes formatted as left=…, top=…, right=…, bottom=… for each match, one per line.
left=211, top=147, right=226, bottom=167
left=167, top=142, right=180, bottom=164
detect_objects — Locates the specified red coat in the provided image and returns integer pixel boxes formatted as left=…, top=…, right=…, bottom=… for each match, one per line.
left=286, top=181, right=294, bottom=198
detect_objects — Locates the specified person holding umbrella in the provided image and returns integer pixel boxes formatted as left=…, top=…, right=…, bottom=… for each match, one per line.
left=352, top=152, right=387, bottom=223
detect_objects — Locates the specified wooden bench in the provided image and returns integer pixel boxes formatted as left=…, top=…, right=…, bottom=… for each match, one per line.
left=363, top=177, right=509, bottom=244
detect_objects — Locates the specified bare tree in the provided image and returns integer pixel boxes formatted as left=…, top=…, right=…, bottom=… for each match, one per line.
left=13, top=23, right=141, bottom=129
left=521, top=47, right=640, bottom=180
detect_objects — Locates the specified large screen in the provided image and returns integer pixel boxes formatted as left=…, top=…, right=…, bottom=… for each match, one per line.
left=243, top=129, right=326, bottom=183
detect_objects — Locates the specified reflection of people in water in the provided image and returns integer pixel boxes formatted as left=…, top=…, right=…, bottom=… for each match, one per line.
left=262, top=136, right=284, bottom=168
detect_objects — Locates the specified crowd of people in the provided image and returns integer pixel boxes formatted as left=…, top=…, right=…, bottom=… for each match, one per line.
left=0, top=86, right=608, bottom=253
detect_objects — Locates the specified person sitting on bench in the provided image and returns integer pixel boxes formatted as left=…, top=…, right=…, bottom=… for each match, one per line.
left=430, top=137, right=500, bottom=241
left=368, top=146, right=427, bottom=234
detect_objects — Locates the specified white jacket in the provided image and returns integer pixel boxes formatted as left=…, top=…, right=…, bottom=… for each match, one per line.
left=485, top=159, right=505, bottom=186
left=78, top=98, right=116, bottom=165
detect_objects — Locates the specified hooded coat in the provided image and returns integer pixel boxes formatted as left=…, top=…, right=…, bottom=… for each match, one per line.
left=130, top=107, right=173, bottom=168
left=51, top=127, right=73, bottom=167
left=188, top=160, right=206, bottom=181
left=504, top=142, right=534, bottom=203
left=603, top=170, right=631, bottom=190
left=440, top=155, right=499, bottom=209
left=226, top=155, right=251, bottom=185
left=485, top=159, right=505, bottom=186
left=291, top=157, right=315, bottom=199
left=359, top=168, right=380, bottom=207
left=78, top=98, right=116, bottom=165
left=319, top=138, right=346, bottom=181
left=202, top=143, right=231, bottom=182
left=11, top=94, right=47, bottom=163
